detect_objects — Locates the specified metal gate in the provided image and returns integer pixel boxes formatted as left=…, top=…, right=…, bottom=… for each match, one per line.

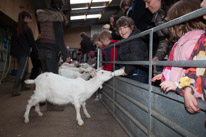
left=99, top=7, right=206, bottom=137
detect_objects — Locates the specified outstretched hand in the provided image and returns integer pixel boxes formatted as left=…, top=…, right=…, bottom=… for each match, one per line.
left=152, top=73, right=162, bottom=82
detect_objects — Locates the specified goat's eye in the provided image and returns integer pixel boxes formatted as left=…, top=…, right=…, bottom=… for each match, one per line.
left=101, top=72, right=104, bottom=74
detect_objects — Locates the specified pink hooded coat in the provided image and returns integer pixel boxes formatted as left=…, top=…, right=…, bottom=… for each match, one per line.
left=163, top=30, right=205, bottom=82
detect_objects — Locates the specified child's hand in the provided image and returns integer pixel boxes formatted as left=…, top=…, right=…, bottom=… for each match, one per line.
left=152, top=57, right=159, bottom=61
left=152, top=73, right=162, bottom=82
left=184, top=87, right=200, bottom=113
left=120, top=68, right=127, bottom=76
left=160, top=80, right=177, bottom=92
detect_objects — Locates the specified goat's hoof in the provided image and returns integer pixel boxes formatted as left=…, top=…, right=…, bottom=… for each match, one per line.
left=78, top=120, right=84, bottom=126
left=38, top=113, right=43, bottom=117
left=86, top=115, right=91, bottom=118
left=24, top=119, right=29, bottom=124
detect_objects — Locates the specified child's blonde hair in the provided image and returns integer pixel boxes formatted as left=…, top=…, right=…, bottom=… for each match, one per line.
left=92, top=33, right=100, bottom=43
left=99, top=30, right=112, bottom=41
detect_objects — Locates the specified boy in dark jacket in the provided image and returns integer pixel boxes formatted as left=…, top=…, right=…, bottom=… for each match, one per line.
left=115, top=16, right=148, bottom=83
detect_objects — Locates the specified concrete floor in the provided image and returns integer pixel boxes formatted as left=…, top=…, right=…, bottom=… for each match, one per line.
left=0, top=77, right=128, bottom=137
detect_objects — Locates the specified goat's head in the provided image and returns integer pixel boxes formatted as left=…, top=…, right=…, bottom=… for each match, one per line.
left=95, top=70, right=114, bottom=82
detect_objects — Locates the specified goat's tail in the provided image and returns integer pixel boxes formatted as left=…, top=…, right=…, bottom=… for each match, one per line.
left=24, top=79, right=35, bottom=85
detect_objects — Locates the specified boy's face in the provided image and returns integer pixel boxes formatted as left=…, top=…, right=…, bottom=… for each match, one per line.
left=94, top=41, right=103, bottom=48
left=118, top=25, right=132, bottom=39
left=101, top=38, right=111, bottom=46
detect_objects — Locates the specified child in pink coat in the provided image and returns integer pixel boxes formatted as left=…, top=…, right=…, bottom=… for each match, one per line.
left=152, top=0, right=206, bottom=113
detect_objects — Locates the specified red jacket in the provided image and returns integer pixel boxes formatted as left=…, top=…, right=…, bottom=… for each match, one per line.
left=102, top=40, right=119, bottom=71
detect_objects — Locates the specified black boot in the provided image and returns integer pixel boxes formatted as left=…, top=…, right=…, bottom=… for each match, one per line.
left=12, top=78, right=21, bottom=96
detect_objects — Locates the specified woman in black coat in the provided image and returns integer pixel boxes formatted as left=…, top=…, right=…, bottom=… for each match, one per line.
left=10, top=11, right=37, bottom=96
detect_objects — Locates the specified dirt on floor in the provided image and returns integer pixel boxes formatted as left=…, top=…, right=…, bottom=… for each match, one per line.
left=0, top=77, right=128, bottom=137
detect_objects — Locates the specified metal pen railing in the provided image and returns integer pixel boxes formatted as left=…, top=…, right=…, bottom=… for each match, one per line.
left=99, top=7, right=206, bottom=110
left=98, top=7, right=206, bottom=137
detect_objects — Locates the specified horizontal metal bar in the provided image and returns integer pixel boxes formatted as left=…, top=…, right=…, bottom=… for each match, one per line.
left=105, top=81, right=206, bottom=111
left=153, top=60, right=206, bottom=67
left=105, top=83, right=148, bottom=113
left=115, top=77, right=149, bottom=90
left=102, top=7, right=206, bottom=49
left=102, top=60, right=206, bottom=68
left=152, top=86, right=206, bottom=110
left=101, top=100, right=134, bottom=137
left=102, top=91, right=148, bottom=136
left=102, top=61, right=150, bottom=65
left=151, top=111, right=197, bottom=137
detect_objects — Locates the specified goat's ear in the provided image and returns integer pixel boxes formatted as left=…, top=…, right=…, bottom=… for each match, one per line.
left=92, top=63, right=96, bottom=67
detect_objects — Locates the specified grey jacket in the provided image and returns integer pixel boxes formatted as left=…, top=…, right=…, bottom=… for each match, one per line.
left=152, top=9, right=170, bottom=60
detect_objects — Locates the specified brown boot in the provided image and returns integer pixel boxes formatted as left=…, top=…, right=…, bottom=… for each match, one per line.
left=46, top=102, right=65, bottom=111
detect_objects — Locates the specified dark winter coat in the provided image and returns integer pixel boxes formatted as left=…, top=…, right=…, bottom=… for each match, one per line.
left=80, top=36, right=93, bottom=54
left=152, top=8, right=170, bottom=60
left=152, top=0, right=180, bottom=60
left=10, top=25, right=37, bottom=58
left=131, top=0, right=154, bottom=31
left=119, top=29, right=148, bottom=75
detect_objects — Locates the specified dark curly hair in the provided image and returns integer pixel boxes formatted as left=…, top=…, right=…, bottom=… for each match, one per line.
left=115, top=16, right=136, bottom=35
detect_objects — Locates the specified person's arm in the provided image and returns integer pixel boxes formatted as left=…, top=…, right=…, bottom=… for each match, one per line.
left=153, top=39, right=168, bottom=60
left=53, top=22, right=71, bottom=62
left=183, top=87, right=200, bottom=113
left=123, top=38, right=148, bottom=75
left=26, top=28, right=38, bottom=55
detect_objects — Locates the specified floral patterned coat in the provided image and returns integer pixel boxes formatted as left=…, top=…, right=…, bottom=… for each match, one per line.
left=176, top=32, right=206, bottom=101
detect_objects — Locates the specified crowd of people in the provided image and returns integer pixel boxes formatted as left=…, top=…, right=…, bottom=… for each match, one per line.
left=90, top=0, right=206, bottom=114
left=10, top=0, right=206, bottom=114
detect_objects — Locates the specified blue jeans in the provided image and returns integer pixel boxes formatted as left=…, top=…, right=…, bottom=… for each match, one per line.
left=16, top=56, right=29, bottom=79
left=125, top=69, right=148, bottom=84
left=38, top=49, right=59, bottom=74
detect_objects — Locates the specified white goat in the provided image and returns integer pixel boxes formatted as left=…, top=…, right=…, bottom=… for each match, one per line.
left=59, top=68, right=91, bottom=80
left=59, top=62, right=96, bottom=80
left=24, top=70, right=114, bottom=126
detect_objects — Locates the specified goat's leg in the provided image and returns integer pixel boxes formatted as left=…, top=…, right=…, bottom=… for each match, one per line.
left=74, top=102, right=84, bottom=126
left=82, top=102, right=91, bottom=118
left=24, top=98, right=39, bottom=123
left=35, top=103, right=43, bottom=117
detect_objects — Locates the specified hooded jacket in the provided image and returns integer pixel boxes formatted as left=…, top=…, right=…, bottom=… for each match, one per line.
left=119, top=29, right=148, bottom=75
